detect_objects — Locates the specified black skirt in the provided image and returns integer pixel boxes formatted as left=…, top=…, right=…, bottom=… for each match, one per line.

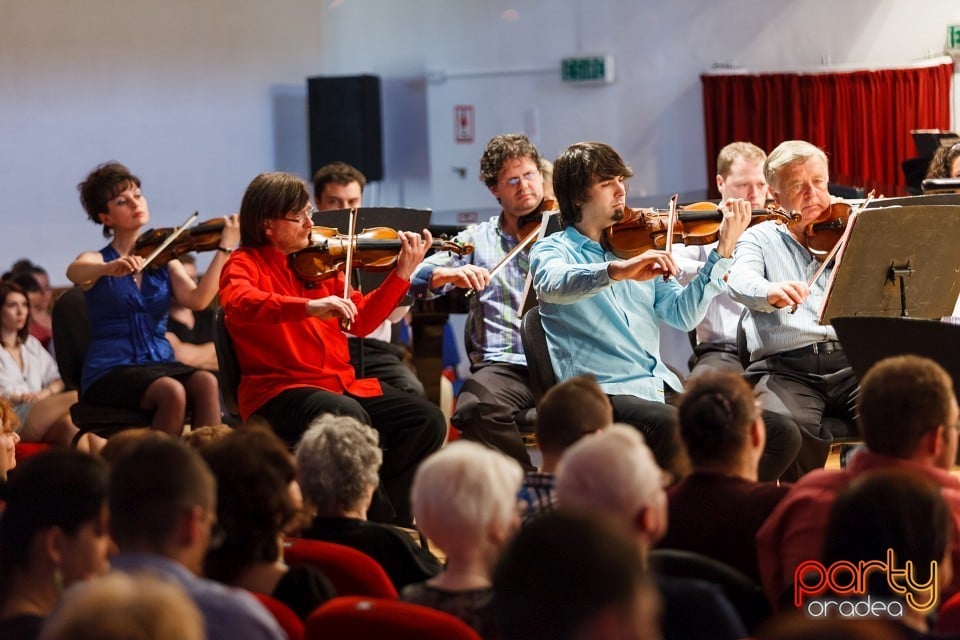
left=82, top=362, right=197, bottom=410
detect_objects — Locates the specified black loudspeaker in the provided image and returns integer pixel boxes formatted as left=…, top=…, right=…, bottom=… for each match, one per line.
left=308, top=74, right=383, bottom=182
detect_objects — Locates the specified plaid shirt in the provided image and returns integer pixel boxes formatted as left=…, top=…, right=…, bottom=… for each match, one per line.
left=411, top=215, right=528, bottom=366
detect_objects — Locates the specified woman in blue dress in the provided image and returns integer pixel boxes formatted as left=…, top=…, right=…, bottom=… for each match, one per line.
left=66, top=162, right=239, bottom=435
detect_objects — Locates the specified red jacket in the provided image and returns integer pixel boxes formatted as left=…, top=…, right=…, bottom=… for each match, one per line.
left=218, top=245, right=409, bottom=419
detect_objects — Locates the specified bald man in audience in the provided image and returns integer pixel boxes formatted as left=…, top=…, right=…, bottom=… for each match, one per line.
left=756, top=355, right=960, bottom=608
left=555, top=424, right=747, bottom=640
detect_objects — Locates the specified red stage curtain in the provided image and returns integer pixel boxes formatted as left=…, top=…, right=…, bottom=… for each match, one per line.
left=702, top=60, right=953, bottom=196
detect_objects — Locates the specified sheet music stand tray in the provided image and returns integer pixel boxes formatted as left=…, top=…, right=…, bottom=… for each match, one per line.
left=819, top=205, right=960, bottom=323
left=824, top=204, right=960, bottom=388
left=312, top=206, right=432, bottom=292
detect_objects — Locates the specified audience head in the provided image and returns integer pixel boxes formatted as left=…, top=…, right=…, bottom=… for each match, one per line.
left=77, top=162, right=142, bottom=238
left=98, top=428, right=166, bottom=466
left=0, top=450, right=111, bottom=604
left=40, top=573, right=204, bottom=640
left=926, top=142, right=960, bottom=180
left=0, top=399, right=18, bottom=481
left=296, top=414, right=382, bottom=518
left=535, top=374, right=612, bottom=460
left=555, top=424, right=667, bottom=545
left=237, top=171, right=312, bottom=248
left=857, top=355, right=958, bottom=467
left=0, top=281, right=31, bottom=345
left=108, top=438, right=217, bottom=573
left=181, top=424, right=233, bottom=453
left=312, top=161, right=365, bottom=210
left=493, top=510, right=660, bottom=640
left=716, top=141, right=768, bottom=208
left=822, top=469, right=951, bottom=604
left=411, top=441, right=524, bottom=561
left=553, top=141, right=633, bottom=228
left=201, top=425, right=301, bottom=583
left=678, top=372, right=764, bottom=473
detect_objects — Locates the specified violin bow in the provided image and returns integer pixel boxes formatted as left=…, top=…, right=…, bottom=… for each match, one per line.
left=787, top=191, right=875, bottom=314
left=136, top=211, right=199, bottom=273
left=662, top=194, right=679, bottom=280
left=340, top=208, right=358, bottom=330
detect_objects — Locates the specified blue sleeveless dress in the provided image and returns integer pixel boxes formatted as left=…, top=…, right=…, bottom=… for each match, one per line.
left=81, top=245, right=195, bottom=407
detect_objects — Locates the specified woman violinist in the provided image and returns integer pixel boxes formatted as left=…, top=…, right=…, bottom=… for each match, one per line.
left=66, top=162, right=239, bottom=435
left=218, top=171, right=445, bottom=526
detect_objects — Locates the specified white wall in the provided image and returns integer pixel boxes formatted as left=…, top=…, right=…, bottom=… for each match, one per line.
left=3, top=0, right=959, bottom=284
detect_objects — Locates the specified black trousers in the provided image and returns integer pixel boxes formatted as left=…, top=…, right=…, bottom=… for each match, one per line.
left=746, top=348, right=858, bottom=481
left=608, top=392, right=683, bottom=474
left=451, top=362, right=536, bottom=471
left=347, top=337, right=426, bottom=398
left=254, top=384, right=446, bottom=526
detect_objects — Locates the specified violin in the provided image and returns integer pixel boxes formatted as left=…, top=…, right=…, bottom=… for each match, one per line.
left=290, top=226, right=473, bottom=283
left=801, top=202, right=853, bottom=261
left=134, top=216, right=227, bottom=269
left=604, top=201, right=799, bottom=259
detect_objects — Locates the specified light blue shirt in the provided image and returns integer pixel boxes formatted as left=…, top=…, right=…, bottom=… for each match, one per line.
left=530, top=226, right=731, bottom=400
left=726, top=221, right=837, bottom=361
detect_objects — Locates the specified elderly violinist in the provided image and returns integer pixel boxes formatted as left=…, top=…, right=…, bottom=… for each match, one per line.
left=727, top=139, right=859, bottom=480
left=218, top=172, right=445, bottom=526
left=67, top=162, right=239, bottom=435
left=410, top=133, right=553, bottom=471
left=529, top=141, right=752, bottom=474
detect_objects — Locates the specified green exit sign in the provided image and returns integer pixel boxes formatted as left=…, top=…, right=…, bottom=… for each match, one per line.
left=950, top=25, right=960, bottom=49
left=562, top=56, right=615, bottom=83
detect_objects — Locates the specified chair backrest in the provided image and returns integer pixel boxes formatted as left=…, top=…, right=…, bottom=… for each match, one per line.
left=251, top=591, right=304, bottom=640
left=51, top=286, right=91, bottom=391
left=283, top=538, right=398, bottom=599
left=305, top=597, right=481, bottom=640
left=520, top=306, right=557, bottom=400
left=735, top=307, right=751, bottom=370
left=213, top=307, right=242, bottom=419
left=649, top=548, right=770, bottom=633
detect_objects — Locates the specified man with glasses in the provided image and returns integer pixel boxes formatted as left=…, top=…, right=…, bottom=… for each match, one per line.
left=411, top=133, right=554, bottom=470
left=219, top=172, right=446, bottom=526
left=312, top=161, right=425, bottom=397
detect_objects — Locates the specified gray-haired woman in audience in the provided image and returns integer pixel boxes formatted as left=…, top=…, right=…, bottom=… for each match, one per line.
left=296, top=414, right=441, bottom=589
left=402, top=440, right=524, bottom=638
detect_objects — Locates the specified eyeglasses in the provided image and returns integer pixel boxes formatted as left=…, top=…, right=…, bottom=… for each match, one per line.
left=282, top=206, right=317, bottom=225
left=503, top=171, right=540, bottom=188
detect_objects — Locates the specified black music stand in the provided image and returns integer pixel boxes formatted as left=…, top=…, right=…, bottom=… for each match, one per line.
left=824, top=204, right=960, bottom=388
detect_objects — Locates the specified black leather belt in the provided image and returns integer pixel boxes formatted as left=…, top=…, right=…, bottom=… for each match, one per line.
left=782, top=341, right=843, bottom=357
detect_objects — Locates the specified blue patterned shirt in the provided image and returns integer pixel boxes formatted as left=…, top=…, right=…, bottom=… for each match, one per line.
left=410, top=215, right=528, bottom=366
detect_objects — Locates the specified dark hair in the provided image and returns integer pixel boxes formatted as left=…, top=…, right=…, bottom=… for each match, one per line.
left=535, top=375, right=612, bottom=455
left=479, top=134, right=541, bottom=187
left=201, top=426, right=299, bottom=583
left=822, top=469, right=950, bottom=599
left=553, top=142, right=633, bottom=227
left=926, top=143, right=960, bottom=180
left=9, top=260, right=48, bottom=282
left=858, top=355, right=955, bottom=458
left=0, top=281, right=31, bottom=344
left=77, top=162, right=142, bottom=238
left=0, top=450, right=109, bottom=604
left=493, top=510, right=649, bottom=640
left=678, top=373, right=758, bottom=466
left=238, top=172, right=311, bottom=247
left=109, top=438, right=215, bottom=549
left=312, top=161, right=366, bottom=200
